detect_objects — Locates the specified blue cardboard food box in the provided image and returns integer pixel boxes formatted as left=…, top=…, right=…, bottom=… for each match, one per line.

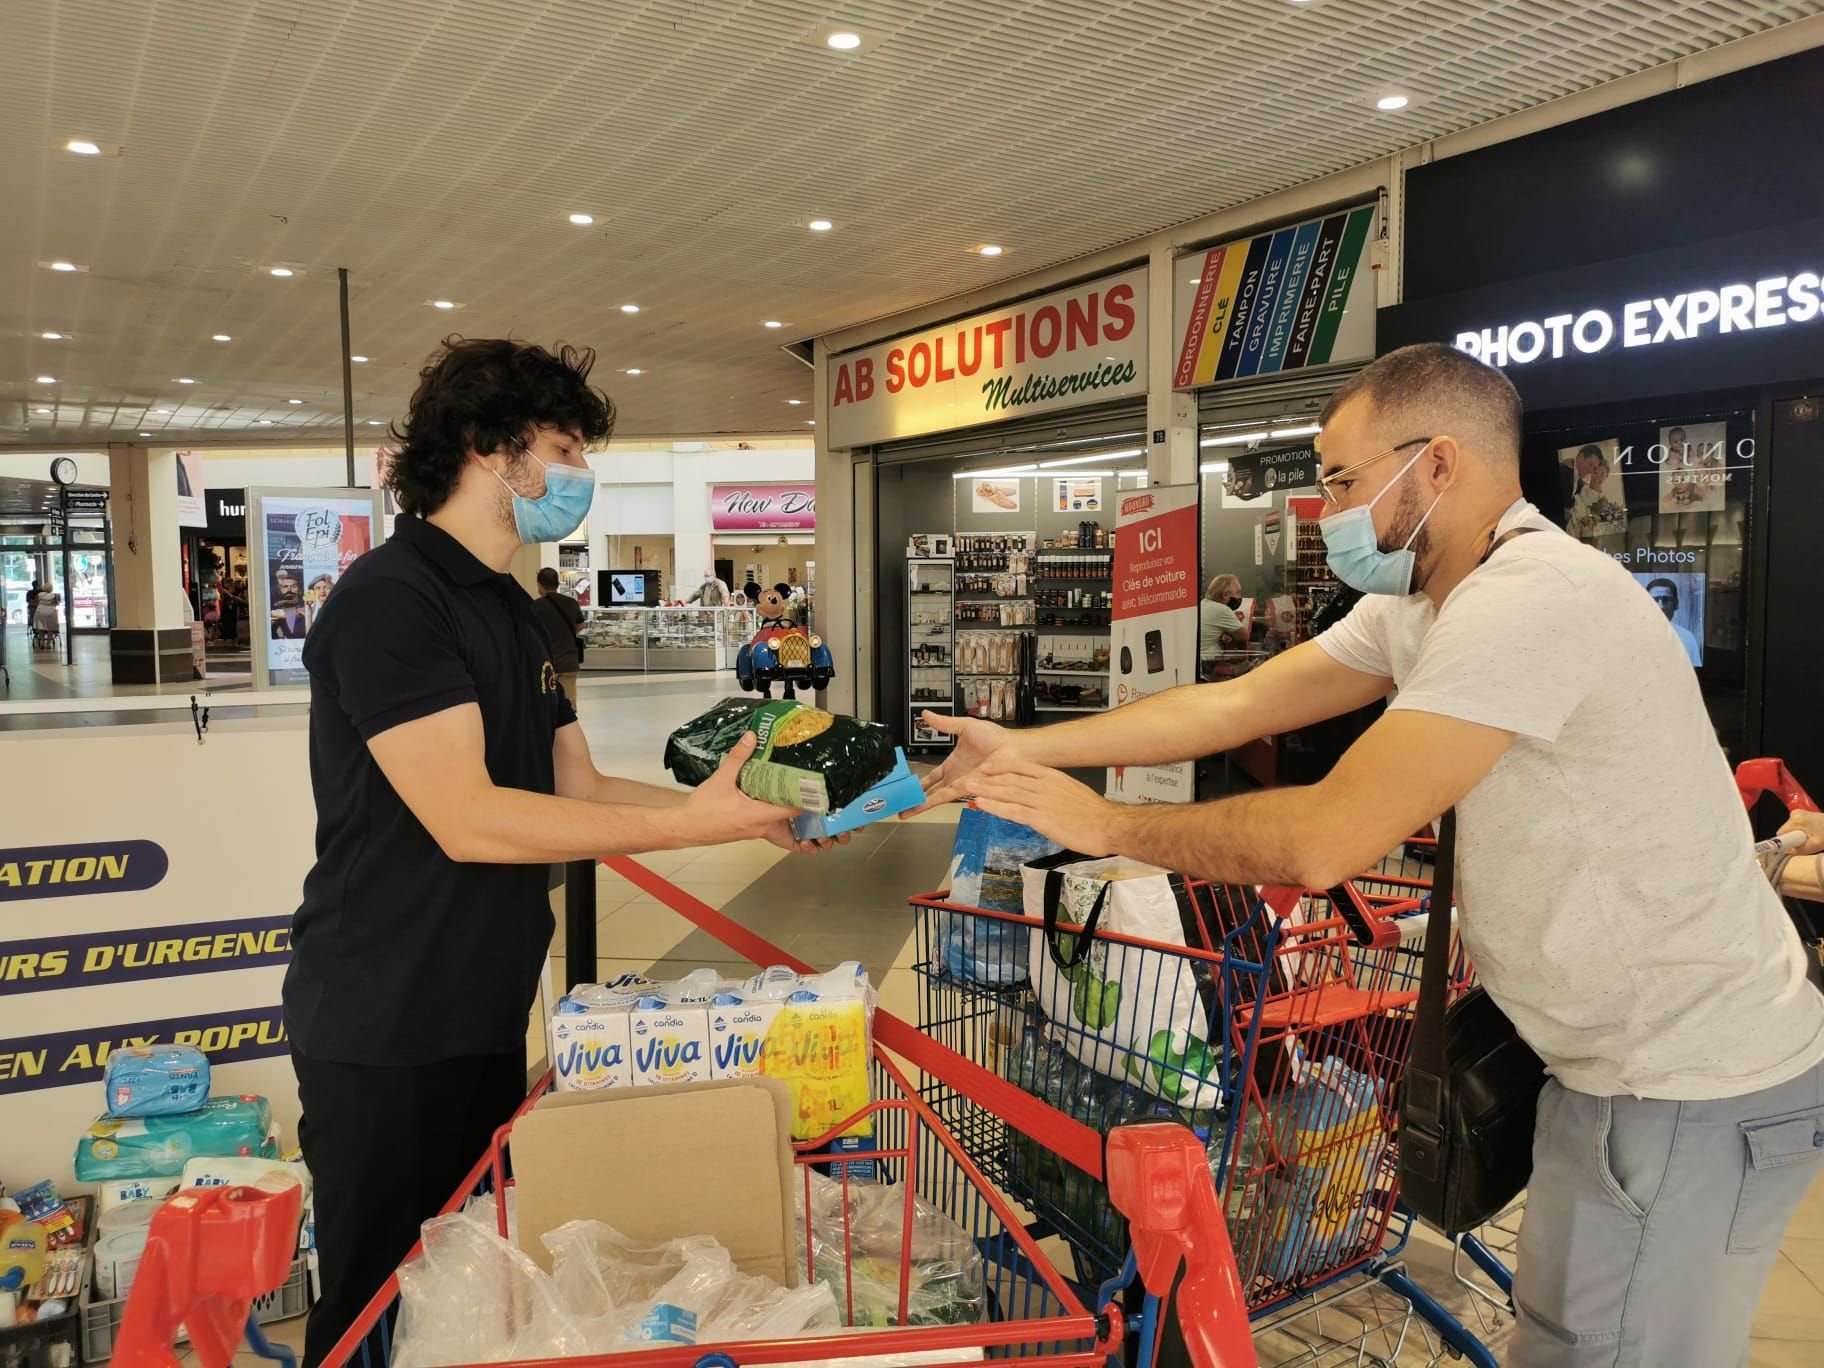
left=790, top=749, right=924, bottom=841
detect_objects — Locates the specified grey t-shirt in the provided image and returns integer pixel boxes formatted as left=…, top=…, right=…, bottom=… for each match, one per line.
left=1318, top=500, right=1824, bottom=1099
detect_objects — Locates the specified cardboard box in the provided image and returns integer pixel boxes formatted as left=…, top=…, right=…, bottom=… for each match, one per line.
left=790, top=749, right=926, bottom=841
left=509, top=1077, right=799, bottom=1285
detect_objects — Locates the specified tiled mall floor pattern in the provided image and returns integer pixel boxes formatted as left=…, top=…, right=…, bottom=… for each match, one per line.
left=166, top=672, right=1824, bottom=1365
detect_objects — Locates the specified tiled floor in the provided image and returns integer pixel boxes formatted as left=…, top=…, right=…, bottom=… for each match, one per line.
left=146, top=670, right=1824, bottom=1364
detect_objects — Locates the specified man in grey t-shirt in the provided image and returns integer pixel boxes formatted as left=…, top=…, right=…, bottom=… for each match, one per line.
left=923, top=343, right=1824, bottom=1365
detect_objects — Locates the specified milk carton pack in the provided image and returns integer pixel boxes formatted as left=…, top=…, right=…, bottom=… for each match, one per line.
left=551, top=1011, right=634, bottom=1092
left=629, top=971, right=716, bottom=1087
left=708, top=997, right=783, bottom=1082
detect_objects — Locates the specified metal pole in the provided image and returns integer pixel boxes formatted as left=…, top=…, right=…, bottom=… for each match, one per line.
left=339, top=266, right=356, bottom=487
left=61, top=488, right=73, bottom=665
left=563, top=860, right=598, bottom=996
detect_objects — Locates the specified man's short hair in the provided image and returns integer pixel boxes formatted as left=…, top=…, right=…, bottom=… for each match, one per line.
left=1577, top=443, right=1608, bottom=470
left=536, top=567, right=560, bottom=590
left=1320, top=342, right=1524, bottom=468
left=1645, top=576, right=1679, bottom=606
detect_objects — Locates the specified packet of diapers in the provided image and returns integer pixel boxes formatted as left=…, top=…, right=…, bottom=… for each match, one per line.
left=75, top=1095, right=277, bottom=1181
left=664, top=698, right=898, bottom=815
left=104, top=1045, right=212, bottom=1118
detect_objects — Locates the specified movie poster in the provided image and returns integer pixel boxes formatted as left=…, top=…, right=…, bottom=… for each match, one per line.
left=261, top=496, right=378, bottom=676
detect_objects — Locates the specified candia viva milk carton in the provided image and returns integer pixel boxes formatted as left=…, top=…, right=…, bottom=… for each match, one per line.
left=550, top=1011, right=633, bottom=1092
left=707, top=996, right=783, bottom=1082
left=629, top=972, right=715, bottom=1087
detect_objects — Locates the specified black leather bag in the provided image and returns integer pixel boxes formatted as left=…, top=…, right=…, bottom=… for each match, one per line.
left=1399, top=810, right=1547, bottom=1233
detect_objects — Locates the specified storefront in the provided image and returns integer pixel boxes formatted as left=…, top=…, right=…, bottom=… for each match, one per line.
left=827, top=267, right=1151, bottom=760
left=183, top=488, right=252, bottom=650
left=1380, top=45, right=1824, bottom=787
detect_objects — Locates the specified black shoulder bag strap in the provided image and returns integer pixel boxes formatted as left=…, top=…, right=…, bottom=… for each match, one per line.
left=1402, top=809, right=1456, bottom=1184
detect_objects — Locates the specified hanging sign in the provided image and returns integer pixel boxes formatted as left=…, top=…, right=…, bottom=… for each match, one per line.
left=827, top=268, right=1148, bottom=448
left=1174, top=205, right=1377, bottom=389
left=710, top=484, right=817, bottom=532
left=1107, top=485, right=1200, bottom=804
left=1224, top=445, right=1319, bottom=503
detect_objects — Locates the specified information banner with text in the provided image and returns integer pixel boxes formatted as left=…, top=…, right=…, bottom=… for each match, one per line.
left=1107, top=484, right=1200, bottom=804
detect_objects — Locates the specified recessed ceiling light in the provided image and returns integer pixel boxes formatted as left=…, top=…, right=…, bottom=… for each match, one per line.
left=763, top=320, right=785, bottom=329
left=807, top=419, right=817, bottom=425
left=175, top=377, right=196, bottom=385
left=270, top=266, right=295, bottom=277
left=139, top=431, right=152, bottom=437
left=256, top=419, right=274, bottom=425
left=212, top=333, right=231, bottom=342
left=351, top=355, right=369, bottom=363
left=1376, top=93, right=1410, bottom=111
left=366, top=419, right=382, bottom=426
left=41, top=331, right=63, bottom=340
left=826, top=32, right=862, bottom=50
left=288, top=398, right=303, bottom=405
left=625, top=368, right=643, bottom=376
left=620, top=304, right=640, bottom=314
left=1189, top=277, right=1201, bottom=284
left=786, top=399, right=804, bottom=405
left=35, top=376, right=56, bottom=384
left=48, top=261, right=78, bottom=272
left=432, top=299, right=455, bottom=310
left=66, top=139, right=102, bottom=155
left=568, top=212, right=594, bottom=225
left=154, top=408, right=170, bottom=414
left=808, top=219, right=833, bottom=232
left=35, top=407, right=51, bottom=415
left=976, top=244, right=1004, bottom=257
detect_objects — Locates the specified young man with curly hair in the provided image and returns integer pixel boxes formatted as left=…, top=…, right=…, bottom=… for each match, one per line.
left=285, top=338, right=822, bottom=1365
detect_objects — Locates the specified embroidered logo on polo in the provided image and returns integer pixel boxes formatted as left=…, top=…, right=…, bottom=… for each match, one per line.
left=540, top=661, right=558, bottom=695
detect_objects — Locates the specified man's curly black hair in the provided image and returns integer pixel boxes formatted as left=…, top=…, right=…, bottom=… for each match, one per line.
left=387, top=337, right=616, bottom=516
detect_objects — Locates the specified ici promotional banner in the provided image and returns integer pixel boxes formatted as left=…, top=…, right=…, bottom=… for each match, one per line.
left=1107, top=484, right=1200, bottom=804
left=0, top=726, right=318, bottom=1187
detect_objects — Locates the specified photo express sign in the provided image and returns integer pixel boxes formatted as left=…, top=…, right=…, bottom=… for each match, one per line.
left=826, top=269, right=1147, bottom=448
left=1452, top=269, right=1824, bottom=368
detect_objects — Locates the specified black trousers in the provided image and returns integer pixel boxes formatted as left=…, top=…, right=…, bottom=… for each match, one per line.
left=293, top=1047, right=526, bottom=1368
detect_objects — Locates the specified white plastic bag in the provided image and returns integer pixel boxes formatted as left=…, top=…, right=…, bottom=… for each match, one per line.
left=798, top=1174, right=986, bottom=1327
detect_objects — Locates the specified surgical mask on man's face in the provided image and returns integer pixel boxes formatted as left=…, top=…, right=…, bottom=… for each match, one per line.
left=1317, top=444, right=1445, bottom=596
left=490, top=441, right=593, bottom=544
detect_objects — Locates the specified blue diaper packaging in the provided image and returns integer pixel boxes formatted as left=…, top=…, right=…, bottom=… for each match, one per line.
left=103, top=1046, right=213, bottom=1118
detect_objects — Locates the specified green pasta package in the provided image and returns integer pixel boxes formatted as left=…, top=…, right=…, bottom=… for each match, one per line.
left=664, top=697, right=898, bottom=814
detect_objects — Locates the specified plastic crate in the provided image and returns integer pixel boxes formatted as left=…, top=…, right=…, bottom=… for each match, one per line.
left=0, top=1303, right=81, bottom=1368
left=78, top=1254, right=309, bottom=1364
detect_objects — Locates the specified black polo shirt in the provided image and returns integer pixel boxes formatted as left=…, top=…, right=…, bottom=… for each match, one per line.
left=284, top=514, right=576, bottom=1067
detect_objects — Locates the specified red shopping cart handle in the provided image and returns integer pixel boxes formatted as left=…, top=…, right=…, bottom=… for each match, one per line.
left=112, top=1181, right=302, bottom=1368
left=1106, top=1125, right=1257, bottom=1368
left=1736, top=758, right=1818, bottom=814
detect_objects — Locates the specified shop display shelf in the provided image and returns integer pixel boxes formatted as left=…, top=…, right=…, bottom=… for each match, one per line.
left=1036, top=667, right=1107, bottom=676
left=954, top=672, right=1021, bottom=679
left=1035, top=703, right=1108, bottom=713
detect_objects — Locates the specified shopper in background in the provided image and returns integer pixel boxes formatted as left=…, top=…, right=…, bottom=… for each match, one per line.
left=1198, top=573, right=1247, bottom=660
left=529, top=565, right=584, bottom=704
left=286, top=337, right=834, bottom=1367
left=922, top=342, right=1824, bottom=1366
left=685, top=568, right=731, bottom=605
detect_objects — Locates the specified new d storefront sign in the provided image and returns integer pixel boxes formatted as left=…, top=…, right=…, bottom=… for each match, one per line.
left=826, top=268, right=1147, bottom=449
left=710, top=484, right=816, bottom=532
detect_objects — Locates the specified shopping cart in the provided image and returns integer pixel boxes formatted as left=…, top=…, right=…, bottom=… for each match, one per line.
left=911, top=842, right=1511, bottom=1368
left=312, top=854, right=1256, bottom=1368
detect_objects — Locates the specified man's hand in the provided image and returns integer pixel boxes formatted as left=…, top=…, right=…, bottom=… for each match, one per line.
left=912, top=711, right=1017, bottom=812
left=1777, top=809, right=1824, bottom=854
left=681, top=733, right=804, bottom=848
left=968, top=755, right=1127, bottom=857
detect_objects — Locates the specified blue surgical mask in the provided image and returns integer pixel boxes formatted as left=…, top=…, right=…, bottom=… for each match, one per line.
left=1318, top=444, right=1443, bottom=596
left=492, top=444, right=594, bottom=544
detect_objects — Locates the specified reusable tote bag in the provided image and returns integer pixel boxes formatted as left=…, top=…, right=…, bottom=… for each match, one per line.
left=1023, top=852, right=1226, bottom=1110
left=939, top=807, right=1061, bottom=986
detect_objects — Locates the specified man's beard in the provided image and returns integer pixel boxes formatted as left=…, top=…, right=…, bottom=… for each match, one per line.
left=1379, top=480, right=1434, bottom=585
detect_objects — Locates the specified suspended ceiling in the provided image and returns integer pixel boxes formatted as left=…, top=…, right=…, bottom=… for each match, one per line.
left=2, top=0, right=1815, bottom=447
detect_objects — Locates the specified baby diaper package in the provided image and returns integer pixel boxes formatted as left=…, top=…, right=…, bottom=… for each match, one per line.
left=74, top=1095, right=277, bottom=1181
left=104, top=1045, right=212, bottom=1118
left=553, top=964, right=875, bottom=1142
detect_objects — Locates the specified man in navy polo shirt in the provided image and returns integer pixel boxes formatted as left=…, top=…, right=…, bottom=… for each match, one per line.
left=285, top=338, right=812, bottom=1365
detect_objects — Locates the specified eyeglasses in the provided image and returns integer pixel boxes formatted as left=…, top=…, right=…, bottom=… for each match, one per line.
left=1316, top=436, right=1434, bottom=506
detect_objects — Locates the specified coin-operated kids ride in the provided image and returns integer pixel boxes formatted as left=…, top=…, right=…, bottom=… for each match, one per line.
left=736, top=587, right=833, bottom=700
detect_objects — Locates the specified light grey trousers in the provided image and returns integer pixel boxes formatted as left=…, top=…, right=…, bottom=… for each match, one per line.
left=1509, top=1058, right=1824, bottom=1366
